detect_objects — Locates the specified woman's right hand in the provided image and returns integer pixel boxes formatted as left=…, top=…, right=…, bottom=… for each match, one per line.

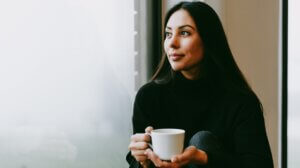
left=129, top=126, right=153, bottom=167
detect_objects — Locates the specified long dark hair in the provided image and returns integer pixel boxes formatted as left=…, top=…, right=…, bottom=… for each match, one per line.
left=152, top=1, right=254, bottom=95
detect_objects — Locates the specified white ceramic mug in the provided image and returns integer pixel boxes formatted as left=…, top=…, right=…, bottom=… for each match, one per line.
left=150, top=128, right=185, bottom=161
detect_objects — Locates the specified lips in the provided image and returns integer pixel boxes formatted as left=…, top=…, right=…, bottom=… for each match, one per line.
left=169, top=53, right=184, bottom=61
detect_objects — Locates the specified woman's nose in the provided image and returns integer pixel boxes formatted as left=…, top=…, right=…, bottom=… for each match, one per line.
left=169, top=35, right=179, bottom=49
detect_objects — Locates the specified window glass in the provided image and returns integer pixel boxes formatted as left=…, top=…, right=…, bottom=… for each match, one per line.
left=288, top=0, right=300, bottom=167
left=0, top=0, right=134, bottom=167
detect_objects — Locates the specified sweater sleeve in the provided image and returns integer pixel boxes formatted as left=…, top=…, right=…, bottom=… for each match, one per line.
left=126, top=83, right=156, bottom=168
left=198, top=95, right=274, bottom=168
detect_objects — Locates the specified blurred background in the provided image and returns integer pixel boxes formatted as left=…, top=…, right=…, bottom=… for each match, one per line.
left=0, top=0, right=297, bottom=168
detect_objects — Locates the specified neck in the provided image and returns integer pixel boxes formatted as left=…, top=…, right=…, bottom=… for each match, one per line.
left=181, top=69, right=201, bottom=80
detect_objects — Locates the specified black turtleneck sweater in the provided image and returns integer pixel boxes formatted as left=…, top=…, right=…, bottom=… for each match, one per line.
left=126, top=73, right=273, bottom=168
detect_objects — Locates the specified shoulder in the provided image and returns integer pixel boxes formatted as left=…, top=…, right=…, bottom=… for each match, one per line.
left=223, top=90, right=263, bottom=122
left=135, top=81, right=166, bottom=102
left=225, top=90, right=260, bottom=106
left=136, top=81, right=162, bottom=96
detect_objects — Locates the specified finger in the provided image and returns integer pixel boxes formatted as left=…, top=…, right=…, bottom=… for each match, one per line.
left=134, top=155, right=148, bottom=162
left=140, top=161, right=150, bottom=167
left=171, top=153, right=187, bottom=163
left=171, top=155, right=180, bottom=163
left=129, top=141, right=149, bottom=150
left=160, top=161, right=179, bottom=168
left=169, top=161, right=185, bottom=168
left=171, top=146, right=197, bottom=164
left=145, top=126, right=153, bottom=134
left=145, top=149, right=163, bottom=167
left=171, top=153, right=186, bottom=163
left=131, top=150, right=147, bottom=156
left=131, top=133, right=151, bottom=142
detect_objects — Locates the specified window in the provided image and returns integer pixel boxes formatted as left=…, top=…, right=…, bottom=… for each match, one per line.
left=0, top=0, right=135, bottom=167
left=288, top=0, right=300, bottom=167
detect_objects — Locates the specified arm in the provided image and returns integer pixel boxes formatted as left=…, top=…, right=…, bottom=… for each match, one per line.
left=127, top=84, right=156, bottom=168
left=192, top=96, right=274, bottom=168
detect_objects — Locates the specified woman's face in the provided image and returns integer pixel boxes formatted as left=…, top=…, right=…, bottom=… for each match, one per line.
left=164, top=9, right=204, bottom=79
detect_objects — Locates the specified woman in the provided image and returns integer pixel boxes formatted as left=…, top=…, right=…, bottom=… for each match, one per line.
left=127, top=1, right=274, bottom=168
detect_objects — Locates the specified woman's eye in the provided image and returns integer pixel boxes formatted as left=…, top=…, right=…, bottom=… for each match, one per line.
left=165, top=32, right=172, bottom=38
left=180, top=31, right=190, bottom=36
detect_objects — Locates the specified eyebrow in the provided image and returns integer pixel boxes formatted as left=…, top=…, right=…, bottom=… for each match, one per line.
left=165, top=25, right=196, bottom=30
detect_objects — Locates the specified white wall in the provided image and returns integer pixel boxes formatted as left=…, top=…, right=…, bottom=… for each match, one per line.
left=0, top=0, right=135, bottom=167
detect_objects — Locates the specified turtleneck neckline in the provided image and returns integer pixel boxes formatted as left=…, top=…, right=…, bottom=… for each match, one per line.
left=169, top=72, right=211, bottom=98
left=175, top=72, right=208, bottom=86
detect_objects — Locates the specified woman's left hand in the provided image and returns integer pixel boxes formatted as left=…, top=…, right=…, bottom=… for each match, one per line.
left=145, top=146, right=208, bottom=168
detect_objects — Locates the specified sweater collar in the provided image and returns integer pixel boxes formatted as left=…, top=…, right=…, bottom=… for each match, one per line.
left=169, top=72, right=211, bottom=98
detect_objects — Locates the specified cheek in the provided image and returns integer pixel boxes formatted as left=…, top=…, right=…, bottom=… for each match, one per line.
left=189, top=41, right=204, bottom=59
left=163, top=40, right=168, bottom=53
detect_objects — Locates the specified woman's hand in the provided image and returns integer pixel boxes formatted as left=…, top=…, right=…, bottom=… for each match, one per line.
left=145, top=146, right=208, bottom=168
left=128, top=126, right=153, bottom=168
